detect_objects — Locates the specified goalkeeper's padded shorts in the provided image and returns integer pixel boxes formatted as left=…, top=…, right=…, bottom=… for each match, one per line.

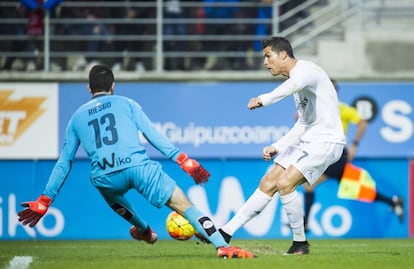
left=91, top=160, right=176, bottom=208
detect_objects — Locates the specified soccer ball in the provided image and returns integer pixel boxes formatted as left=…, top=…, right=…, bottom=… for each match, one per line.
left=166, top=211, right=195, bottom=240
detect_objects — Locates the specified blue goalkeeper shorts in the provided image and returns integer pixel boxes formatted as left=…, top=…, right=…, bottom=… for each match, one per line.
left=90, top=160, right=177, bottom=208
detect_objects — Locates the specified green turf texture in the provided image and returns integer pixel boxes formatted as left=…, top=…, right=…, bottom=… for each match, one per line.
left=1, top=239, right=413, bottom=269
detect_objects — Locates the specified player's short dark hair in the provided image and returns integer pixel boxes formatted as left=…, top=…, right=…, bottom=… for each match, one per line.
left=88, top=64, right=114, bottom=94
left=262, top=36, right=294, bottom=58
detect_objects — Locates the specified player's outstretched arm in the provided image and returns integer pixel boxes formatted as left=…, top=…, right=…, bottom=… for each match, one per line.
left=176, top=153, right=210, bottom=184
left=18, top=195, right=52, bottom=227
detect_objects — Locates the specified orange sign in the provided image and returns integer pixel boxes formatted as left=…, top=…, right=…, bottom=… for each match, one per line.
left=0, top=90, right=47, bottom=145
left=0, top=83, right=58, bottom=159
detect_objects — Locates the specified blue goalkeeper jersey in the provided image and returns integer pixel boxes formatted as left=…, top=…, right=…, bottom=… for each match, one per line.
left=43, top=94, right=180, bottom=200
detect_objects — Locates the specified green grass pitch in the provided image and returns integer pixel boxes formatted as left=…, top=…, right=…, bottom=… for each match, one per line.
left=1, top=239, right=413, bottom=269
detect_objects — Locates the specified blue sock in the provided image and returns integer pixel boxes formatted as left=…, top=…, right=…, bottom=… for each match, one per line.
left=184, top=206, right=228, bottom=248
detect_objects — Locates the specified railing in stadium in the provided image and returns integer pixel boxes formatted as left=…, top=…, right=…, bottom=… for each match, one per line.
left=0, top=0, right=410, bottom=76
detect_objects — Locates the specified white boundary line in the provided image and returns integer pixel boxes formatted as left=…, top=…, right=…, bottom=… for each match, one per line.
left=6, top=256, right=33, bottom=269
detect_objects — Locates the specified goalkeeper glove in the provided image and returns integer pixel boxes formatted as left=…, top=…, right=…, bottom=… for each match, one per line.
left=176, top=153, right=210, bottom=184
left=18, top=195, right=52, bottom=227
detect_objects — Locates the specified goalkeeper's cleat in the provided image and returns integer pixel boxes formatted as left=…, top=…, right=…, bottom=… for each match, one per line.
left=217, top=246, right=256, bottom=259
left=283, top=241, right=310, bottom=255
left=391, top=196, right=404, bottom=223
left=130, top=226, right=158, bottom=244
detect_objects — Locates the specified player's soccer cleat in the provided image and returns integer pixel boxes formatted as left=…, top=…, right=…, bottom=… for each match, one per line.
left=219, top=228, right=232, bottom=243
left=391, top=196, right=404, bottom=223
left=217, top=246, right=255, bottom=259
left=130, top=226, right=158, bottom=244
left=284, top=241, right=310, bottom=255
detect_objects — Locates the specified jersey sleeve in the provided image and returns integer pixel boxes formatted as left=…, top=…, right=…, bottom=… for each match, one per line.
left=130, top=100, right=180, bottom=161
left=346, top=106, right=361, bottom=124
left=258, top=66, right=314, bottom=107
left=43, top=115, right=80, bottom=201
left=340, top=103, right=361, bottom=133
left=258, top=78, right=300, bottom=106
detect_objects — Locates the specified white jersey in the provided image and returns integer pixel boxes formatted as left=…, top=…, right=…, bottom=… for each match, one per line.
left=258, top=60, right=346, bottom=153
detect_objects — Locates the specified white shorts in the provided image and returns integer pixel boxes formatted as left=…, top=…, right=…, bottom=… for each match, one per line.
left=274, top=140, right=344, bottom=185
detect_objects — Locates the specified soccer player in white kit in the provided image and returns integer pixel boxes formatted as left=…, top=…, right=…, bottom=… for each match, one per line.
left=219, top=36, right=346, bottom=255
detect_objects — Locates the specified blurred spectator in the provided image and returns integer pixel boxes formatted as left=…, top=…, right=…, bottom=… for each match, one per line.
left=0, top=0, right=61, bottom=71
left=179, top=0, right=205, bottom=70
left=164, top=0, right=213, bottom=71
left=83, top=11, right=114, bottom=71
left=112, top=7, right=143, bottom=71
left=253, top=0, right=312, bottom=52
left=254, top=0, right=272, bottom=52
left=202, top=0, right=246, bottom=70
left=0, top=1, right=26, bottom=70
left=58, top=0, right=114, bottom=71
left=163, top=0, right=187, bottom=70
left=111, top=1, right=155, bottom=71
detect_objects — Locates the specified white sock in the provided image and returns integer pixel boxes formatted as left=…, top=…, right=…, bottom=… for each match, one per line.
left=280, top=190, right=306, bottom=242
left=221, top=188, right=272, bottom=236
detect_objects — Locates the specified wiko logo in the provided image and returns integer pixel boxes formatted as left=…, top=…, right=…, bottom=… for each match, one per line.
left=97, top=152, right=132, bottom=170
left=0, top=90, right=47, bottom=145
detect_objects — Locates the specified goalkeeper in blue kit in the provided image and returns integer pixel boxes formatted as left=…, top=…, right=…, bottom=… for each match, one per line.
left=18, top=64, right=254, bottom=259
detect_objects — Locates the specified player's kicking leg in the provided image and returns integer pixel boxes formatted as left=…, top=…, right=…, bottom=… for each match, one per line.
left=167, top=187, right=256, bottom=258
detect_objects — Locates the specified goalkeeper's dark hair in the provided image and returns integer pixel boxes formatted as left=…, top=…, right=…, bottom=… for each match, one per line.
left=88, top=64, right=114, bottom=94
left=262, top=36, right=295, bottom=58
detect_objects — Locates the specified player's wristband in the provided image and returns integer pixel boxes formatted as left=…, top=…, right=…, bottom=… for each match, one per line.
left=352, top=140, right=359, bottom=146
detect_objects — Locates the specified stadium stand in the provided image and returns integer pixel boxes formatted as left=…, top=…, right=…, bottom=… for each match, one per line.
left=0, top=0, right=413, bottom=81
